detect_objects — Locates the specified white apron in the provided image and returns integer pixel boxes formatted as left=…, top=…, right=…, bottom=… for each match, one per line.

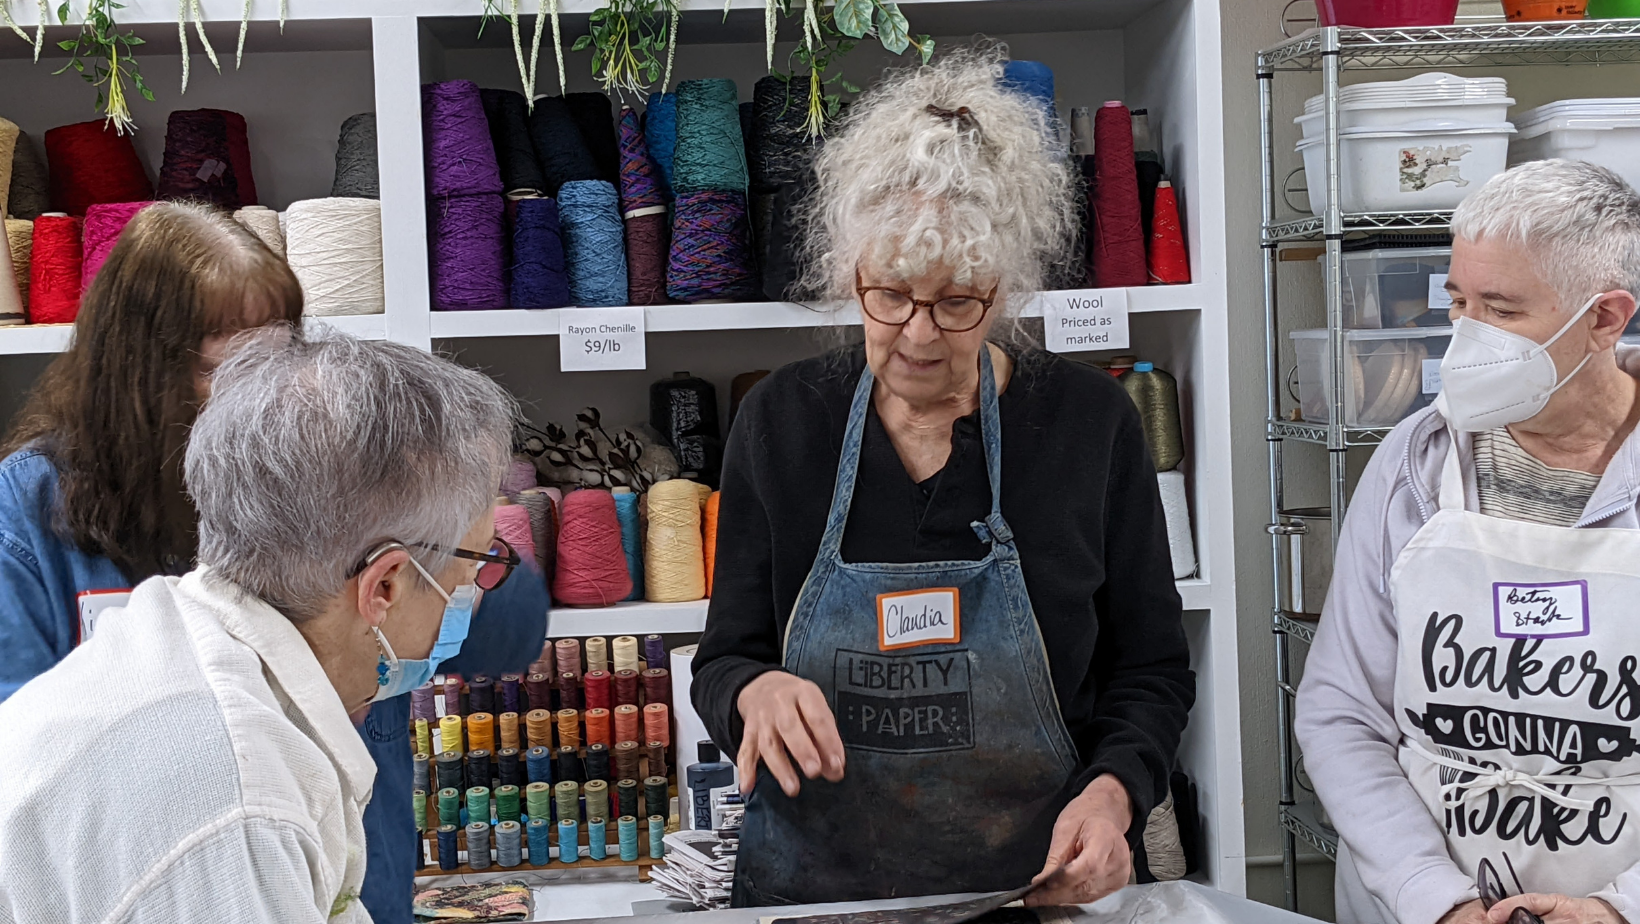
left=1390, top=431, right=1640, bottom=899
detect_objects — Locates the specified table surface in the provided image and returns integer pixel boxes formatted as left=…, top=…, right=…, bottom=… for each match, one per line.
left=550, top=881, right=1323, bottom=924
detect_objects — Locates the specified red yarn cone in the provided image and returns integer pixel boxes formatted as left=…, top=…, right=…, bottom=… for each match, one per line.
left=1091, top=101, right=1147, bottom=288
left=1147, top=180, right=1190, bottom=285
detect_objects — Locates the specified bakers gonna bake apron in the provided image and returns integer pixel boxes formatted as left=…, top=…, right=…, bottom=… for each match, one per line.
left=731, top=349, right=1080, bottom=906
left=1391, top=430, right=1640, bottom=901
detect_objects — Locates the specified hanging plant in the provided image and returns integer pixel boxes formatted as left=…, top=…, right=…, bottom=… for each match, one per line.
left=481, top=0, right=562, bottom=106
left=176, top=0, right=222, bottom=94
left=778, top=0, right=933, bottom=138
left=571, top=0, right=680, bottom=101
left=2, top=0, right=49, bottom=61
left=52, top=0, right=155, bottom=134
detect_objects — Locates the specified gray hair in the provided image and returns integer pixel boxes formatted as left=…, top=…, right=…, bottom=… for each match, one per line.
left=800, top=45, right=1076, bottom=336
left=1451, top=159, right=1640, bottom=307
left=184, top=328, right=517, bottom=621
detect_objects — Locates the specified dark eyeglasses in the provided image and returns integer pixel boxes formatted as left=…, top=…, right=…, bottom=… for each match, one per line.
left=855, top=270, right=999, bottom=333
left=349, top=537, right=520, bottom=592
left=1477, top=857, right=1544, bottom=924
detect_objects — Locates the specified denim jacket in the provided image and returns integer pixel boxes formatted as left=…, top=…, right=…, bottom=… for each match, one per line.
left=0, top=447, right=551, bottom=924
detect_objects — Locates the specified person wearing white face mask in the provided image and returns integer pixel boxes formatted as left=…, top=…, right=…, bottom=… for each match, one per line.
left=1297, top=159, right=1640, bottom=924
left=0, top=329, right=521, bottom=924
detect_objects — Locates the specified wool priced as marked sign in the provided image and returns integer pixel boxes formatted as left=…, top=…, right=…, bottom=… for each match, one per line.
left=559, top=307, right=647, bottom=372
left=1043, top=288, right=1130, bottom=353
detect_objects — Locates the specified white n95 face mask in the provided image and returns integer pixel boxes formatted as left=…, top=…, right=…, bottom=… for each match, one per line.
left=1435, top=292, right=1602, bottom=433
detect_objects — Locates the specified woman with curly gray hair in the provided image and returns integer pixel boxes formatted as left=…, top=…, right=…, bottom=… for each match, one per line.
left=691, top=49, right=1193, bottom=907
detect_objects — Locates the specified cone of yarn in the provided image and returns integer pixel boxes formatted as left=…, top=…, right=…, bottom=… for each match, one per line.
left=210, top=109, right=257, bottom=206
left=423, top=81, right=503, bottom=198
left=7, top=132, right=50, bottom=220
left=703, top=490, right=720, bottom=597
left=1070, top=107, right=1094, bottom=157
left=5, top=219, right=31, bottom=315
left=672, top=80, right=746, bottom=195
left=756, top=180, right=808, bottom=301
left=156, top=110, right=240, bottom=209
left=286, top=197, right=386, bottom=316
left=44, top=121, right=153, bottom=216
left=27, top=214, right=81, bottom=323
left=1091, top=102, right=1147, bottom=288
left=495, top=504, right=538, bottom=572
left=1147, top=180, right=1190, bottom=285
left=482, top=90, right=546, bottom=195
left=430, top=194, right=506, bottom=311
left=0, top=118, right=18, bottom=212
left=1001, top=60, right=1060, bottom=149
left=558, top=180, right=627, bottom=307
left=613, top=488, right=643, bottom=601
left=667, top=190, right=757, bottom=302
left=511, top=197, right=570, bottom=309
left=643, top=92, right=678, bottom=192
left=553, top=488, right=633, bottom=606
left=617, top=109, right=669, bottom=306
left=233, top=206, right=285, bottom=258
left=749, top=77, right=816, bottom=193
left=728, top=370, right=769, bottom=427
left=529, top=97, right=601, bottom=198
left=644, top=479, right=706, bottom=603
left=516, top=489, right=557, bottom=579
left=80, top=201, right=150, bottom=289
left=503, top=459, right=538, bottom=495
left=566, top=92, right=620, bottom=184
left=332, top=113, right=380, bottom=199
left=617, top=110, right=668, bottom=214
left=0, top=222, right=22, bottom=325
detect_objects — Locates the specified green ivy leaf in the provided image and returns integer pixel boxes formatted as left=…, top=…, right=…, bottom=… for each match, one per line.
left=875, top=2, right=909, bottom=54
left=915, top=35, right=934, bottom=64
left=571, top=34, right=592, bottom=51
left=833, top=0, right=872, bottom=39
left=125, top=34, right=145, bottom=45
left=56, top=2, right=69, bottom=24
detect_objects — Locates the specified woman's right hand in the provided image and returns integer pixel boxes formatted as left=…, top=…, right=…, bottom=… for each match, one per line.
left=735, top=670, right=846, bottom=796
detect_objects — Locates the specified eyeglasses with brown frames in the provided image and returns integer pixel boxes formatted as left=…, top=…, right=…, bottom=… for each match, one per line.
left=855, top=271, right=999, bottom=333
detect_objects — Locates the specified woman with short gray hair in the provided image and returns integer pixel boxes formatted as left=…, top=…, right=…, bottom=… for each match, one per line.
left=1299, top=159, right=1640, bottom=924
left=0, top=330, right=518, bottom=924
left=690, top=48, right=1193, bottom=908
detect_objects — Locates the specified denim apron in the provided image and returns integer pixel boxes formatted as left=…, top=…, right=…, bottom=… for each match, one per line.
left=732, top=349, right=1081, bottom=905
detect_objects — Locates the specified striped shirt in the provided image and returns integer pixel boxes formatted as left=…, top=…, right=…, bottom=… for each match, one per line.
left=1473, top=427, right=1602, bottom=527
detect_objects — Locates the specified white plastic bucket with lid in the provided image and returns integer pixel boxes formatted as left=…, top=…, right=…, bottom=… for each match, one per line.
left=1297, top=96, right=1514, bottom=140
left=1297, top=120, right=1515, bottom=214
left=1509, top=98, right=1640, bottom=192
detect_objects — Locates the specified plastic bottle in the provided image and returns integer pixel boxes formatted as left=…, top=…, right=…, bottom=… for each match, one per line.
left=686, top=740, right=735, bottom=830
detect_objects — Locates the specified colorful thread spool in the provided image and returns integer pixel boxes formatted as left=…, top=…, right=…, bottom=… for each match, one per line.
left=439, top=716, right=463, bottom=756
left=445, top=676, right=465, bottom=716
left=423, top=80, right=504, bottom=197
left=557, top=709, right=581, bottom=750
left=586, top=742, right=611, bottom=782
left=528, top=817, right=551, bottom=866
left=1147, top=179, right=1190, bottom=284
left=553, top=489, right=633, bottom=606
left=285, top=196, right=387, bottom=317
left=643, top=704, right=670, bottom=747
left=467, top=712, right=496, bottom=753
left=554, top=780, right=579, bottom=825
left=585, top=638, right=610, bottom=676
left=500, top=675, right=522, bottom=715
left=643, top=635, right=666, bottom=672
left=613, top=670, right=640, bottom=708
left=613, top=741, right=640, bottom=783
left=499, top=712, right=520, bottom=751
left=469, top=676, right=497, bottom=716
left=558, top=819, right=580, bottom=864
left=644, top=478, right=710, bottom=600
left=26, top=214, right=81, bottom=324
left=558, top=179, right=628, bottom=307
left=496, top=820, right=524, bottom=868
left=157, top=109, right=243, bottom=209
left=647, top=742, right=666, bottom=777
left=429, top=192, right=505, bottom=311
left=438, top=824, right=460, bottom=870
left=666, top=190, right=758, bottom=302
left=614, top=488, right=645, bottom=600
left=584, top=778, right=610, bottom=824
left=495, top=784, right=522, bottom=823
left=648, top=815, right=665, bottom=858
left=584, top=670, right=611, bottom=710
left=414, top=721, right=431, bottom=760
left=557, top=746, right=584, bottom=784
left=438, top=788, right=461, bottom=828
left=467, top=786, right=492, bottom=825
left=614, top=779, right=637, bottom=819
left=672, top=78, right=745, bottom=193
left=43, top=120, right=152, bottom=216
left=467, top=821, right=493, bottom=869
left=497, top=748, right=523, bottom=788
left=332, top=112, right=379, bottom=199
left=585, top=708, right=612, bottom=748
left=641, top=668, right=671, bottom=709
left=436, top=753, right=463, bottom=797
left=558, top=672, right=581, bottom=711
left=412, top=684, right=436, bottom=721
left=467, top=750, right=493, bottom=793
left=510, top=196, right=570, bottom=309
left=526, top=709, right=554, bottom=750
left=644, top=776, right=668, bottom=820
left=614, top=704, right=640, bottom=743
left=526, top=781, right=553, bottom=819
left=526, top=746, right=555, bottom=788
left=554, top=638, right=582, bottom=680
left=495, top=505, right=537, bottom=567
left=526, top=674, right=553, bottom=716
left=644, top=92, right=678, bottom=190
left=618, top=815, right=640, bottom=861
left=588, top=817, right=608, bottom=861
left=413, top=752, right=430, bottom=793
left=705, top=491, right=721, bottom=595
left=80, top=201, right=149, bottom=289
left=1091, top=101, right=1147, bottom=287
left=413, top=790, right=427, bottom=832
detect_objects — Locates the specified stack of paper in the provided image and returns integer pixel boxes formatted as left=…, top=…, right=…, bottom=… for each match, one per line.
left=652, top=792, right=744, bottom=910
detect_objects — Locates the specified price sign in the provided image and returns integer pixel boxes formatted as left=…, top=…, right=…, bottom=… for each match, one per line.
left=1043, top=288, right=1130, bottom=353
left=559, top=307, right=647, bottom=372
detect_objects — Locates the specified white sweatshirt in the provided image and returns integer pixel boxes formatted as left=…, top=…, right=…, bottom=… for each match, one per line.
left=0, top=568, right=375, bottom=924
left=1296, top=347, right=1640, bottom=924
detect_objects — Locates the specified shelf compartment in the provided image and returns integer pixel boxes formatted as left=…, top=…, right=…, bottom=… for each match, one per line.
left=1280, top=802, right=1338, bottom=859
left=1263, top=211, right=1452, bottom=244
left=1267, top=418, right=1392, bottom=447
left=1274, top=611, right=1317, bottom=645
left=0, top=315, right=388, bottom=356
left=1260, top=19, right=1640, bottom=72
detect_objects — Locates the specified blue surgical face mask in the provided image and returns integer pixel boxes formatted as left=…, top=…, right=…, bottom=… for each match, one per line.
left=372, top=558, right=481, bottom=702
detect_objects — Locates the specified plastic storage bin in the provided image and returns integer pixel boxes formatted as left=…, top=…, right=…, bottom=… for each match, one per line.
left=1322, top=246, right=1453, bottom=328
left=1291, top=327, right=1452, bottom=427
left=1298, top=75, right=1511, bottom=140
left=1299, top=121, right=1514, bottom=214
left=1510, top=99, right=1640, bottom=193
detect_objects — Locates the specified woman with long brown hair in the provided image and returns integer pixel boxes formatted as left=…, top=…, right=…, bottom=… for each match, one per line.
left=0, top=201, right=548, bottom=924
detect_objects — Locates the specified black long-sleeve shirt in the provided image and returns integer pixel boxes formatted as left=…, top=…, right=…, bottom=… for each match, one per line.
left=691, top=345, right=1195, bottom=835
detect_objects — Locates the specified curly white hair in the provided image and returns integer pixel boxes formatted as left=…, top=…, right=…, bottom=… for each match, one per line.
left=800, top=45, right=1076, bottom=323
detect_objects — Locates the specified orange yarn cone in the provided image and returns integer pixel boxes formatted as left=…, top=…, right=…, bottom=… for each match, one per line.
left=1147, top=180, right=1190, bottom=285
left=703, top=491, right=720, bottom=597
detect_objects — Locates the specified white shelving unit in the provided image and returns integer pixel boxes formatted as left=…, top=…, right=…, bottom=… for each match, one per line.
left=0, top=0, right=1243, bottom=900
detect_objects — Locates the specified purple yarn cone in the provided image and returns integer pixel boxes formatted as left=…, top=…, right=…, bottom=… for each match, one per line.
left=431, top=194, right=506, bottom=310
left=618, top=108, right=669, bottom=216
left=423, top=80, right=504, bottom=197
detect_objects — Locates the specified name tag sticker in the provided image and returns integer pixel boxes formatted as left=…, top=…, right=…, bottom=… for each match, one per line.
left=877, top=588, right=960, bottom=651
left=1493, top=580, right=1590, bottom=639
left=76, top=589, right=131, bottom=646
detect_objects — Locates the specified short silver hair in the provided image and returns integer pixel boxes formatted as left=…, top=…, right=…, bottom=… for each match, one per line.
left=801, top=45, right=1075, bottom=331
left=185, top=328, right=516, bottom=621
left=1452, top=159, right=1640, bottom=306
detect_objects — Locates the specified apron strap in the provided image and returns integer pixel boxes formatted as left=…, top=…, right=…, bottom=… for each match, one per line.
left=970, top=347, right=1012, bottom=547
left=1407, top=740, right=1640, bottom=812
left=1439, top=427, right=1469, bottom=513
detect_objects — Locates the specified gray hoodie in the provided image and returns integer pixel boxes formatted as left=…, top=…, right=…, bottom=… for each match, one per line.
left=1295, top=346, right=1640, bottom=924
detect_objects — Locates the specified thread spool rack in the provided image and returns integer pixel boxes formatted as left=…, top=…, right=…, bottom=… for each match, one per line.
left=423, top=829, right=667, bottom=879
left=0, top=0, right=1244, bottom=908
